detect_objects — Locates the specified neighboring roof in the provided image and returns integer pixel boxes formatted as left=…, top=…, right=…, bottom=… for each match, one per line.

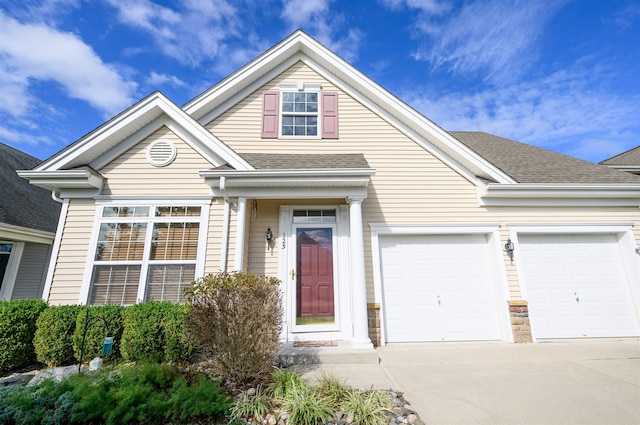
left=450, top=132, right=640, bottom=184
left=240, top=153, right=371, bottom=170
left=600, top=145, right=640, bottom=166
left=0, top=143, right=61, bottom=233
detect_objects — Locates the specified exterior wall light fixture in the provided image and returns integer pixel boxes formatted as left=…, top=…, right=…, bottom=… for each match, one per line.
left=266, top=227, right=274, bottom=242
left=504, top=238, right=515, bottom=265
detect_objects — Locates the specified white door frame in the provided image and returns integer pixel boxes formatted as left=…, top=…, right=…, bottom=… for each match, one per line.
left=278, top=205, right=352, bottom=342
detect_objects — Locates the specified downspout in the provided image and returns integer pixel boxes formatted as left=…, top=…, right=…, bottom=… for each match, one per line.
left=219, top=176, right=230, bottom=272
left=234, top=197, right=247, bottom=271
left=51, top=191, right=63, bottom=203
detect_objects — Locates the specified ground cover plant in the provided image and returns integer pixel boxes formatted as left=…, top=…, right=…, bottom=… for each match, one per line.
left=0, top=363, right=231, bottom=424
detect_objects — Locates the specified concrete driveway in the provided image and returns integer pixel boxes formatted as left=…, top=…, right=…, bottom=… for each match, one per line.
left=302, top=338, right=640, bottom=425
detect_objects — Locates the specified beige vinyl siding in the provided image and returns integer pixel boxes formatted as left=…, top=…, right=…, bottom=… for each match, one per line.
left=207, top=61, right=640, bottom=302
left=204, top=198, right=237, bottom=274
left=100, top=126, right=212, bottom=196
left=48, top=199, right=96, bottom=305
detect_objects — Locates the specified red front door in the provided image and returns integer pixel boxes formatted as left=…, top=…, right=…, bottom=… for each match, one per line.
left=296, top=228, right=335, bottom=325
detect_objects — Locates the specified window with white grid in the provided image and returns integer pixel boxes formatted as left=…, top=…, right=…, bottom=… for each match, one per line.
left=89, top=205, right=204, bottom=305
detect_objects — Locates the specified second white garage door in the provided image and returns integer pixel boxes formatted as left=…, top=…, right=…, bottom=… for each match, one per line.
left=519, top=233, right=640, bottom=339
left=380, top=234, right=501, bottom=342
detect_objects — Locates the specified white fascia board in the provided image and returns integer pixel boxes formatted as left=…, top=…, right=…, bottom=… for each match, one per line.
left=184, top=33, right=303, bottom=119
left=35, top=93, right=252, bottom=172
left=201, top=169, right=374, bottom=187
left=479, top=183, right=640, bottom=206
left=17, top=169, right=104, bottom=190
left=0, top=223, right=55, bottom=244
left=210, top=186, right=369, bottom=200
left=184, top=31, right=513, bottom=185
left=605, top=165, right=640, bottom=174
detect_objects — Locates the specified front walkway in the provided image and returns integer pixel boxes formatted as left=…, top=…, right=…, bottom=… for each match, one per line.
left=300, top=339, right=640, bottom=425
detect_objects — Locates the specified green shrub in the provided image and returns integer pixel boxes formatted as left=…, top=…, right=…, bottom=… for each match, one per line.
left=185, top=272, right=283, bottom=386
left=34, top=305, right=83, bottom=367
left=160, top=303, right=193, bottom=363
left=73, top=305, right=124, bottom=362
left=120, top=302, right=193, bottom=363
left=0, top=298, right=48, bottom=373
left=0, top=363, right=231, bottom=424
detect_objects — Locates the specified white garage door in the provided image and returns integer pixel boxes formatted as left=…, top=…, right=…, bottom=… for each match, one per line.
left=519, top=233, right=639, bottom=339
left=380, top=234, right=501, bottom=342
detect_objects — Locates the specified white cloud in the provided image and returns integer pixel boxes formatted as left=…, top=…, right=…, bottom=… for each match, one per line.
left=145, top=71, right=186, bottom=88
left=383, top=0, right=566, bottom=83
left=378, top=0, right=450, bottom=14
left=401, top=65, right=640, bottom=162
left=105, top=0, right=247, bottom=68
left=281, top=0, right=364, bottom=62
left=0, top=11, right=136, bottom=117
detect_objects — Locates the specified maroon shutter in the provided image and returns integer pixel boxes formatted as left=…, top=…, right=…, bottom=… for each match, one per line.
left=261, top=91, right=279, bottom=139
left=321, top=92, right=338, bottom=139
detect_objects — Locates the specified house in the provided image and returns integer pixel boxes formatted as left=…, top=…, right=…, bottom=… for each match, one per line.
left=601, top=146, right=640, bottom=175
left=19, top=31, right=640, bottom=346
left=0, top=142, right=61, bottom=300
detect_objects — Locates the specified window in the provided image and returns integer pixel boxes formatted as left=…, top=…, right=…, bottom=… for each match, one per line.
left=0, top=243, right=13, bottom=295
left=89, top=205, right=204, bottom=305
left=282, top=92, right=318, bottom=136
left=261, top=90, right=339, bottom=139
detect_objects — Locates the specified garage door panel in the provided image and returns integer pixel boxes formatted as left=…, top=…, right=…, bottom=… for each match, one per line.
left=381, top=234, right=501, bottom=343
left=519, top=233, right=639, bottom=339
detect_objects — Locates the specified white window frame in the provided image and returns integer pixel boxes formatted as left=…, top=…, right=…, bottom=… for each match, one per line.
left=0, top=241, right=24, bottom=301
left=80, top=200, right=210, bottom=305
left=279, top=83, right=321, bottom=139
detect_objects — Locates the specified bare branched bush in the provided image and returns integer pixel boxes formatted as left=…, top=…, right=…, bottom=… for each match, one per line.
left=185, top=272, right=283, bottom=386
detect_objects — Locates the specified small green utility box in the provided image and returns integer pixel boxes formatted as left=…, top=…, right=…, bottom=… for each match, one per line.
left=101, top=337, right=114, bottom=356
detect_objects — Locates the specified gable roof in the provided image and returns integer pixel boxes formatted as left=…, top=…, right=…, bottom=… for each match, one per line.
left=0, top=143, right=61, bottom=233
left=183, top=30, right=514, bottom=185
left=30, top=92, right=253, bottom=173
left=451, top=132, right=640, bottom=184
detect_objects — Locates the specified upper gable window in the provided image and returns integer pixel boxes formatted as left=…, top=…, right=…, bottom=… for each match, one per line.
left=282, top=91, right=318, bottom=136
left=261, top=83, right=338, bottom=139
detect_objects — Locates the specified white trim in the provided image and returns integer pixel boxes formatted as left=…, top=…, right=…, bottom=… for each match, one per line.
left=508, top=223, right=640, bottom=342
left=479, top=184, right=640, bottom=206
left=0, top=241, right=24, bottom=300
left=278, top=205, right=352, bottom=342
left=29, top=92, right=253, bottom=175
left=79, top=200, right=211, bottom=305
left=42, top=199, right=69, bottom=302
left=0, top=223, right=55, bottom=245
left=369, top=223, right=512, bottom=345
left=234, top=197, right=247, bottom=271
left=220, top=199, right=230, bottom=272
left=182, top=31, right=513, bottom=185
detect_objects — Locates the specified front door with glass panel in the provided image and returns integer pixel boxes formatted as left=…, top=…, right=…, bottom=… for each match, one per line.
left=291, top=210, right=338, bottom=331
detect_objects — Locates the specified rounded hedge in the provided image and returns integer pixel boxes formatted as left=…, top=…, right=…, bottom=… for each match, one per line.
left=0, top=299, right=48, bottom=372
left=34, top=304, right=83, bottom=367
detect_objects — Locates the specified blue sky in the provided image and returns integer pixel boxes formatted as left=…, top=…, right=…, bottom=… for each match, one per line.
left=1, top=0, right=639, bottom=163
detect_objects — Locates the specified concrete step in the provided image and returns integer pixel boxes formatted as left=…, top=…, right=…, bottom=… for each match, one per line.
left=277, top=341, right=379, bottom=366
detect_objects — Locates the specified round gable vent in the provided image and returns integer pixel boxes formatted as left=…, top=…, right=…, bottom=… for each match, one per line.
left=146, top=140, right=176, bottom=166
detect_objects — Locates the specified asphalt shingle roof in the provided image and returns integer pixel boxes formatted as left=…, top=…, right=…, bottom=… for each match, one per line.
left=600, top=145, right=640, bottom=166
left=0, top=143, right=61, bottom=233
left=215, top=153, right=371, bottom=170
left=450, top=132, right=640, bottom=184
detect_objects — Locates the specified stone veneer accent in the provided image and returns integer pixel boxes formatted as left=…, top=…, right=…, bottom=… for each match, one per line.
left=367, top=303, right=381, bottom=347
left=509, top=300, right=533, bottom=343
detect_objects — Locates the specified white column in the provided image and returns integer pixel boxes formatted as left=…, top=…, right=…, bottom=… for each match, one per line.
left=348, top=196, right=373, bottom=349
left=234, top=197, right=247, bottom=272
